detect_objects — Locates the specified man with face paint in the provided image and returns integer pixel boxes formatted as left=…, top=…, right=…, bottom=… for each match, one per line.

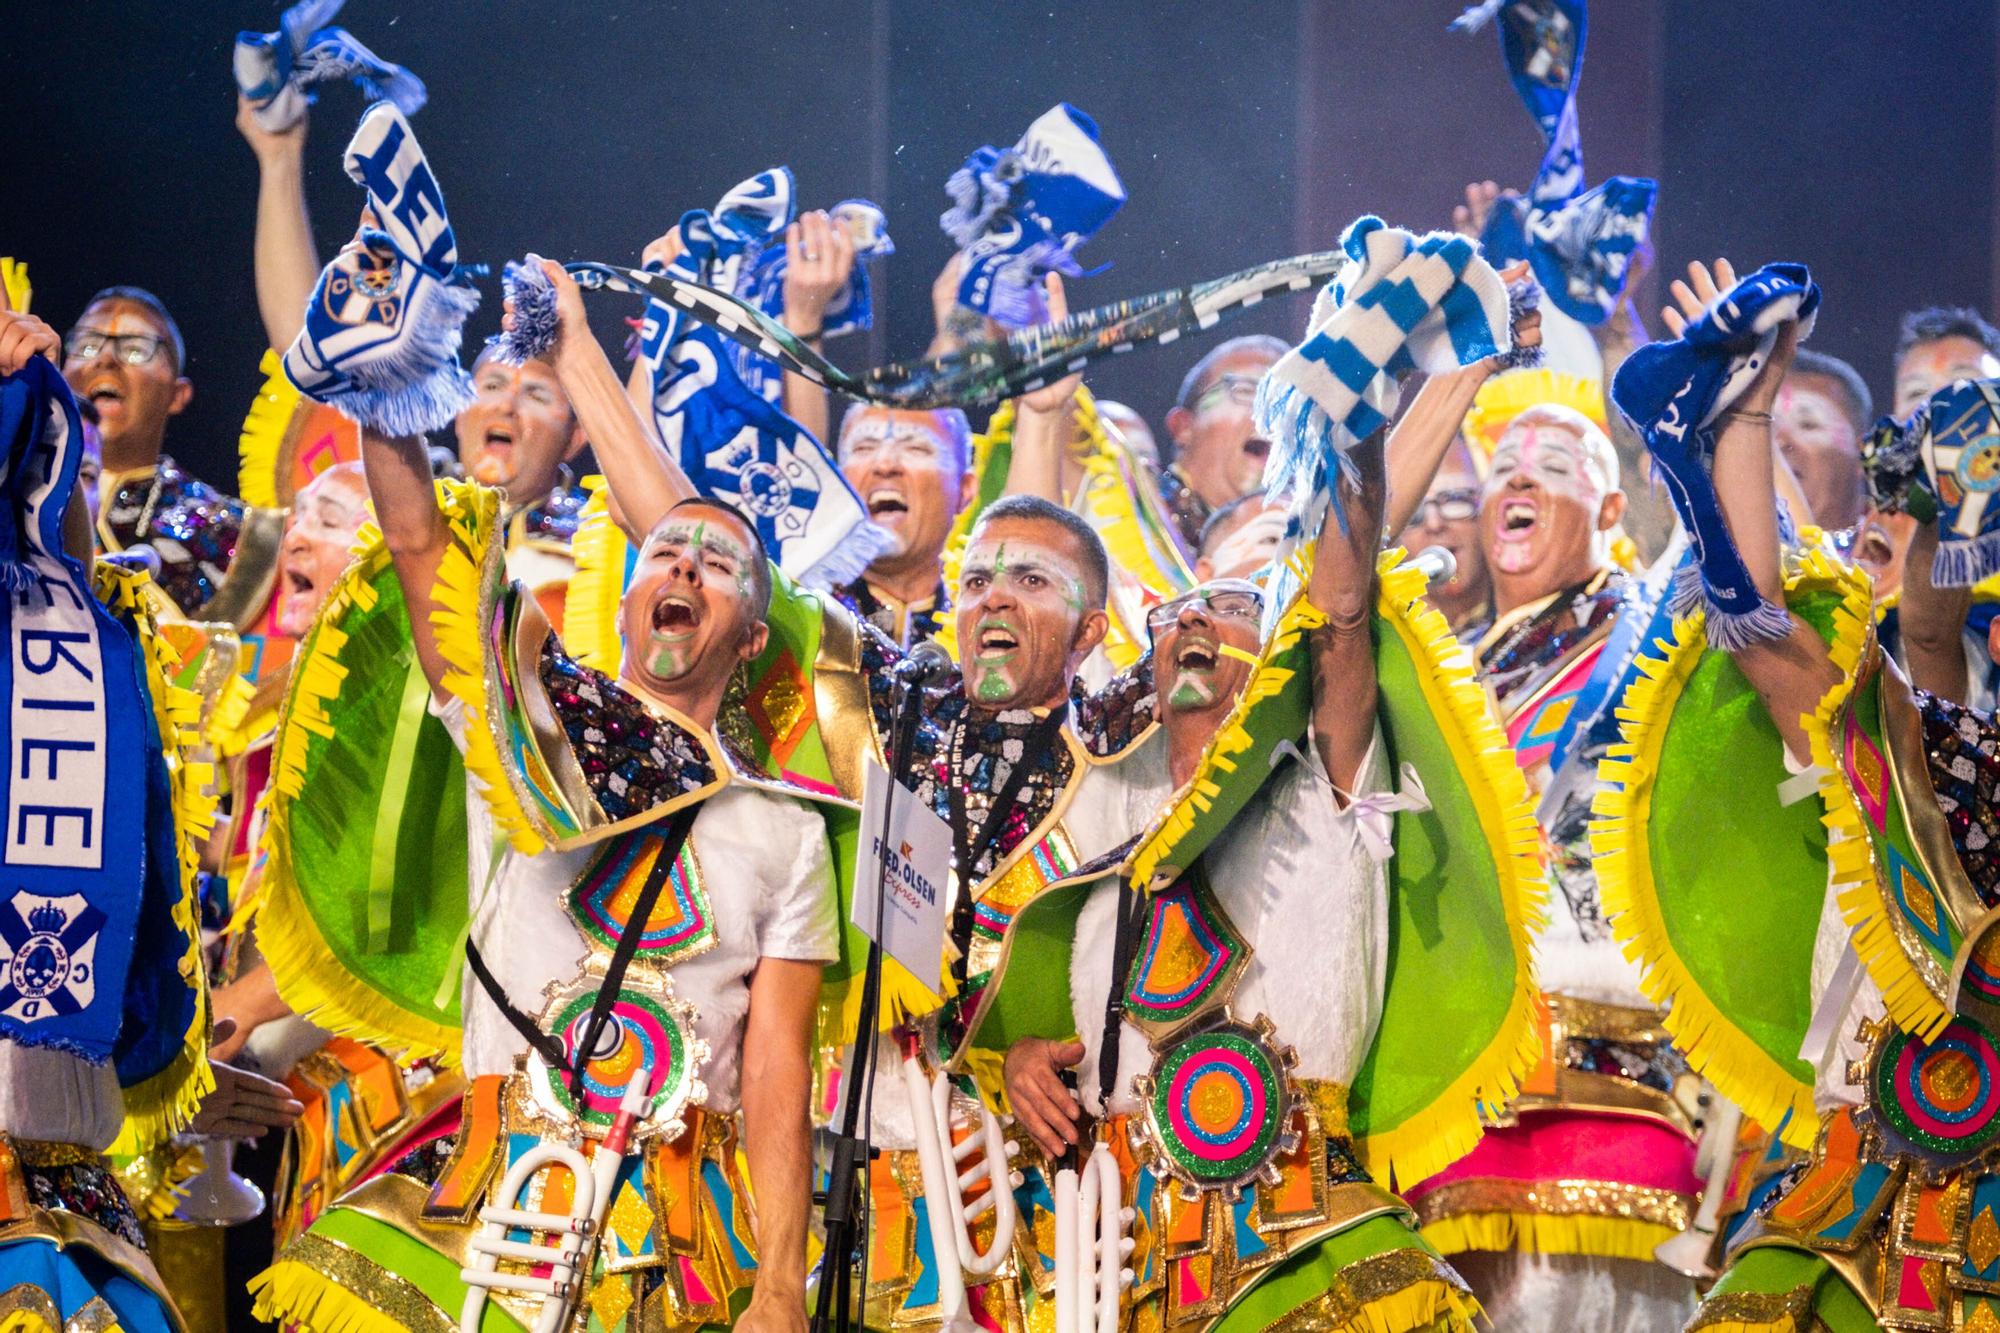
left=252, top=271, right=839, bottom=1332
left=1773, top=349, right=1871, bottom=533
left=997, top=438, right=1485, bottom=1333
left=834, top=406, right=975, bottom=646
left=1193, top=490, right=1288, bottom=583
left=1155, top=335, right=1289, bottom=552
left=1399, top=400, right=1708, bottom=1330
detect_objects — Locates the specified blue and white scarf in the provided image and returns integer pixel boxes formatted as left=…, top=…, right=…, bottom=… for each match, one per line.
left=1454, top=0, right=1655, bottom=325
left=628, top=170, right=888, bottom=587
left=0, top=359, right=149, bottom=1063
left=1890, top=378, right=2000, bottom=586
left=1611, top=263, right=1819, bottom=648
left=1256, top=216, right=1511, bottom=540
left=282, top=103, right=480, bottom=436
left=739, top=199, right=892, bottom=402
left=234, top=0, right=425, bottom=133
left=941, top=103, right=1126, bottom=328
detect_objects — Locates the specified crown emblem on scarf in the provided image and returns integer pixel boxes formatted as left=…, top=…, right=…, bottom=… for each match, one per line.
left=25, top=902, right=65, bottom=935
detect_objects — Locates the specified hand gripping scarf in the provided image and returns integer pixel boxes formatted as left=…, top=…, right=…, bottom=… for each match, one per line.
left=281, top=103, right=480, bottom=437
left=496, top=169, right=890, bottom=589
left=0, top=358, right=149, bottom=1062
left=234, top=0, right=426, bottom=134
left=738, top=199, right=893, bottom=399
left=940, top=103, right=1126, bottom=327
left=1453, top=0, right=1656, bottom=325
left=1610, top=262, right=1819, bottom=648
left=1255, top=216, right=1512, bottom=541
left=1864, top=378, right=2000, bottom=585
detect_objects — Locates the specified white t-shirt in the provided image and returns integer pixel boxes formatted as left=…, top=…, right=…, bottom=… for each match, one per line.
left=1072, top=731, right=1394, bottom=1116
left=865, top=725, right=1172, bottom=1149
left=440, top=698, right=839, bottom=1114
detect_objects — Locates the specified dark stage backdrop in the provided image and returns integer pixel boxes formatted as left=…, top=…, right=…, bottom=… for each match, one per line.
left=3, top=1, right=1993, bottom=488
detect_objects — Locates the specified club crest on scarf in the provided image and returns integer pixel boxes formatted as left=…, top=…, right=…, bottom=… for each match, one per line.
left=1454, top=0, right=1655, bottom=325
left=234, top=0, right=426, bottom=134
left=282, top=103, right=480, bottom=437
left=635, top=168, right=892, bottom=589
left=941, top=103, right=1126, bottom=328
left=0, top=359, right=149, bottom=1061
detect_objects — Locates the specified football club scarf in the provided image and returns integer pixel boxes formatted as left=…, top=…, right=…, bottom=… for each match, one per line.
left=234, top=0, right=426, bottom=134
left=738, top=199, right=893, bottom=402
left=1610, top=262, right=1819, bottom=648
left=1869, top=378, right=2000, bottom=586
left=549, top=247, right=1353, bottom=411
left=499, top=169, right=890, bottom=588
left=941, top=103, right=1126, bottom=327
left=1254, top=216, right=1512, bottom=540
left=281, top=103, right=480, bottom=436
left=0, top=358, right=148, bottom=1062
left=1453, top=0, right=1655, bottom=325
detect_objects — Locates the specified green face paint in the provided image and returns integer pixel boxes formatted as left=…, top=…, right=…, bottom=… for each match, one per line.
left=1168, top=675, right=1215, bottom=709
left=975, top=666, right=1014, bottom=702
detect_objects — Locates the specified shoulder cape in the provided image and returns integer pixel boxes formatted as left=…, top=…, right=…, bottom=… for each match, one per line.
left=1590, top=546, right=1873, bottom=1149
left=939, top=386, right=1192, bottom=669
left=958, top=550, right=1545, bottom=1189
left=254, top=493, right=476, bottom=1064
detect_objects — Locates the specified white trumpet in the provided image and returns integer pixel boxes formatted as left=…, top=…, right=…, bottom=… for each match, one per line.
left=902, top=1052, right=1022, bottom=1332
left=460, top=1076, right=651, bottom=1333
left=1654, top=1097, right=1744, bottom=1280
left=1054, top=1144, right=1134, bottom=1333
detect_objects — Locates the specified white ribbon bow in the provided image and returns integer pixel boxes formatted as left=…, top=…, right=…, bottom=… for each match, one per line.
left=1341, top=762, right=1434, bottom=863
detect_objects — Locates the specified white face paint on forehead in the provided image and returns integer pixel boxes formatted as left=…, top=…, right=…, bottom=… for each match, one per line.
left=959, top=537, right=1090, bottom=610
left=1486, top=425, right=1608, bottom=506
left=643, top=515, right=752, bottom=563
left=840, top=416, right=955, bottom=457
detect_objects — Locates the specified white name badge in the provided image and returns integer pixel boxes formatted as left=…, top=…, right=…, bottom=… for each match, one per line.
left=852, top=758, right=953, bottom=998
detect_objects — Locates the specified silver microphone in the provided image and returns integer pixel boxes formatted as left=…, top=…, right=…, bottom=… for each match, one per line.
left=895, top=640, right=956, bottom=686
left=1409, top=545, right=1458, bottom=585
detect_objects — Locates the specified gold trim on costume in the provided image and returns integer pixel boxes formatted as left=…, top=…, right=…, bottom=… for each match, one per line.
left=1410, top=1177, right=1693, bottom=1231
left=1684, top=1283, right=1817, bottom=1331
left=1880, top=659, right=1990, bottom=976
left=201, top=505, right=285, bottom=630
left=1261, top=1247, right=1477, bottom=1333
left=271, top=1229, right=459, bottom=1333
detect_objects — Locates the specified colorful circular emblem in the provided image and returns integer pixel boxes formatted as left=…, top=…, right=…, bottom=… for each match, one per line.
left=1958, top=436, right=2000, bottom=494
left=531, top=984, right=702, bottom=1135
left=1136, top=1019, right=1293, bottom=1193
left=1872, top=1016, right=2000, bottom=1161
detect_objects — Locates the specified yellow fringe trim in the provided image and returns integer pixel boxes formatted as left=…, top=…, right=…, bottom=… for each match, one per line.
left=1800, top=551, right=1954, bottom=1042
left=564, top=476, right=627, bottom=675
left=1296, top=1274, right=1482, bottom=1333
left=249, top=1261, right=419, bottom=1333
left=94, top=563, right=216, bottom=1149
left=0, top=257, right=29, bottom=315
left=236, top=348, right=299, bottom=509
left=1419, top=1210, right=1679, bottom=1263
left=1588, top=551, right=1871, bottom=1148
left=253, top=508, right=466, bottom=1063
left=1361, top=556, right=1548, bottom=1189
left=429, top=480, right=547, bottom=855
left=203, top=666, right=264, bottom=758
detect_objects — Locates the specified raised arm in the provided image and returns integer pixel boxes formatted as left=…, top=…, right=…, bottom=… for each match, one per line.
left=779, top=210, right=855, bottom=447
left=1665, top=260, right=1840, bottom=754
left=1003, top=273, right=1079, bottom=502
left=360, top=426, right=452, bottom=698
left=1382, top=260, right=1539, bottom=535
left=237, top=95, right=320, bottom=353
left=735, top=956, right=822, bottom=1333
left=1900, top=520, right=1976, bottom=700
left=511, top=259, right=694, bottom=538
left=1307, top=433, right=1385, bottom=794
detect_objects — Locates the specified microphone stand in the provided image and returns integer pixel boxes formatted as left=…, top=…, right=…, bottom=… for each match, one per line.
left=813, top=665, right=931, bottom=1333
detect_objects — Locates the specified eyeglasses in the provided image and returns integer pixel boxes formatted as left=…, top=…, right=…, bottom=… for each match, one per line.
left=1411, top=488, right=1479, bottom=525
left=1192, top=373, right=1263, bottom=413
left=65, top=329, right=169, bottom=368
left=1146, top=582, right=1265, bottom=635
